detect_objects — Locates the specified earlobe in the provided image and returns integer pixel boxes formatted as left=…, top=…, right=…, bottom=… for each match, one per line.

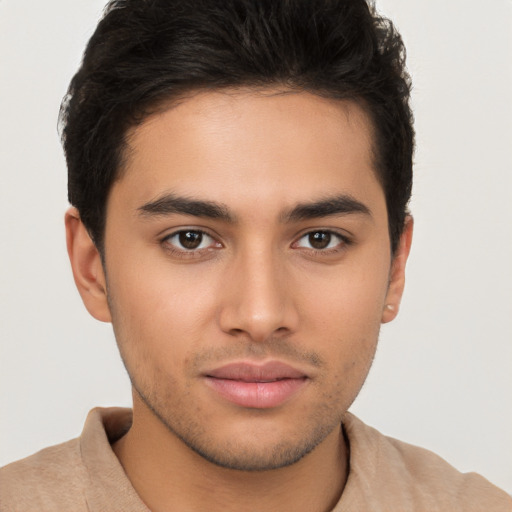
left=381, top=216, right=413, bottom=324
left=65, top=207, right=112, bottom=323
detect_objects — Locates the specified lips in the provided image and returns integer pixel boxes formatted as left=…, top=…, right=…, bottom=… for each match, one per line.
left=204, top=361, right=308, bottom=409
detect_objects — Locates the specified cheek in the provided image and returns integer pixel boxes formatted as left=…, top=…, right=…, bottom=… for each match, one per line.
left=298, top=256, right=388, bottom=379
left=106, top=256, right=220, bottom=363
left=300, top=257, right=389, bottom=334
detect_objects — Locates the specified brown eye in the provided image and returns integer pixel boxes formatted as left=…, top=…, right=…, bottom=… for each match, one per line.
left=294, top=230, right=347, bottom=251
left=308, top=231, right=332, bottom=249
left=179, top=230, right=203, bottom=249
left=165, top=230, right=216, bottom=251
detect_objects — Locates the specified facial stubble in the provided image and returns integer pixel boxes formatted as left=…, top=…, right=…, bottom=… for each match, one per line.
left=111, top=324, right=377, bottom=472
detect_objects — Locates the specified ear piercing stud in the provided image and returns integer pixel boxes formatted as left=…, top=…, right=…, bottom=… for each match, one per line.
left=385, top=304, right=395, bottom=311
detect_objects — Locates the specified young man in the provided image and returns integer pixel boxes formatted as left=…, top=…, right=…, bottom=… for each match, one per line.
left=1, top=0, right=510, bottom=510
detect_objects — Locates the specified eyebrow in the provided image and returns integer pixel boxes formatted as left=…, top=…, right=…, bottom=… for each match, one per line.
left=137, top=192, right=371, bottom=223
left=281, top=195, right=372, bottom=222
left=138, top=193, right=235, bottom=222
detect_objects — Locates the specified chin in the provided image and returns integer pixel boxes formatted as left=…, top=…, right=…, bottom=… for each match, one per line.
left=175, top=429, right=330, bottom=472
left=160, top=406, right=343, bottom=472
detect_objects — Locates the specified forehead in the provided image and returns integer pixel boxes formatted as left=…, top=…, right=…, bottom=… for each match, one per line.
left=113, top=88, right=384, bottom=220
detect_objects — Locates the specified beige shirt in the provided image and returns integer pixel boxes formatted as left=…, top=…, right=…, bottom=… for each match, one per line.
left=1, top=407, right=510, bottom=511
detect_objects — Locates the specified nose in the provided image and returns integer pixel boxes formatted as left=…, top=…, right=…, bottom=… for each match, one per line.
left=218, top=247, right=299, bottom=343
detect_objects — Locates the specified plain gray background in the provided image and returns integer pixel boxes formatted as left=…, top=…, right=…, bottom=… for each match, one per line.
left=1, top=0, right=511, bottom=491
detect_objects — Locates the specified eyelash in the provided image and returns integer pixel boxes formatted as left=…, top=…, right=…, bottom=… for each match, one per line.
left=161, top=229, right=221, bottom=259
left=292, top=230, right=352, bottom=255
left=160, top=228, right=352, bottom=259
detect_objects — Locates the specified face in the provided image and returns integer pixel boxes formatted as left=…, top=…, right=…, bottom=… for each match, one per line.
left=68, top=89, right=410, bottom=471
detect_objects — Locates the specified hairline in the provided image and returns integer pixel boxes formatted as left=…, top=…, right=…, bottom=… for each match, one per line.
left=94, top=85, right=395, bottom=256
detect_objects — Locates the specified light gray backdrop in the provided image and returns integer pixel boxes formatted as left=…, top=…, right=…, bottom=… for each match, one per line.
left=1, top=0, right=511, bottom=492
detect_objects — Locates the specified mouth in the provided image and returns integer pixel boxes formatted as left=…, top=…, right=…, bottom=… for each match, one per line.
left=203, top=361, right=309, bottom=409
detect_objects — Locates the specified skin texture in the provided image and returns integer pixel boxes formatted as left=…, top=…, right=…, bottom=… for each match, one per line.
left=65, top=89, right=413, bottom=512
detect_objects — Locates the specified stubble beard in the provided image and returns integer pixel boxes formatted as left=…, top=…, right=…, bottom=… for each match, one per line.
left=113, top=333, right=376, bottom=473
left=107, top=290, right=378, bottom=473
left=113, top=332, right=377, bottom=472
left=130, top=376, right=345, bottom=472
left=114, top=332, right=350, bottom=472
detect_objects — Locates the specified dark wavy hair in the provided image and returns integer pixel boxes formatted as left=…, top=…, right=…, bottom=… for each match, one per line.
left=60, top=0, right=414, bottom=254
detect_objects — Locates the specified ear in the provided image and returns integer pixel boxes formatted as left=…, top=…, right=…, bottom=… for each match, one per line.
left=381, top=216, right=413, bottom=324
left=65, top=207, right=112, bottom=323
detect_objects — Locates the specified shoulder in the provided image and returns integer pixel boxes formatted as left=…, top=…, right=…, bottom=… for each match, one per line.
left=340, top=413, right=512, bottom=512
left=0, top=438, right=89, bottom=511
left=382, top=434, right=511, bottom=510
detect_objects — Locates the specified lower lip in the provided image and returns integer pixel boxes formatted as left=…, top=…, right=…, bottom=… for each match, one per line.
left=204, top=377, right=307, bottom=409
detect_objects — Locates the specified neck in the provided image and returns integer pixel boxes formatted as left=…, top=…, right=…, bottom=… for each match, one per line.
left=113, top=397, right=349, bottom=512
